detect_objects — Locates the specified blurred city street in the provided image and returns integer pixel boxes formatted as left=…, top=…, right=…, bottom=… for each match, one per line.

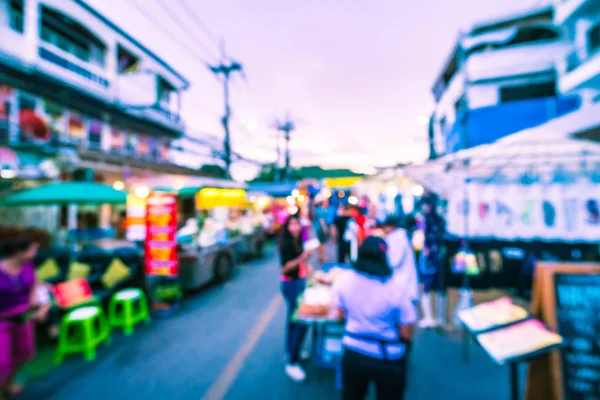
left=21, top=246, right=520, bottom=400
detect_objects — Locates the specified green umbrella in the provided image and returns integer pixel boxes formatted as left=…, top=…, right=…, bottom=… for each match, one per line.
left=0, top=182, right=127, bottom=206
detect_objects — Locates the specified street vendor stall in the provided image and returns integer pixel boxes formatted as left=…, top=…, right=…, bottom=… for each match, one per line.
left=125, top=175, right=247, bottom=290
left=0, top=181, right=142, bottom=336
left=293, top=263, right=352, bottom=391
left=405, top=108, right=600, bottom=329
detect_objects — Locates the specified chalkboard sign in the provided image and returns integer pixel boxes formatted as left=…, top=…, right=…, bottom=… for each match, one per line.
left=554, top=273, right=600, bottom=400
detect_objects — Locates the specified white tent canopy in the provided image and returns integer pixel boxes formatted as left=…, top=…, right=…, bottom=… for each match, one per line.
left=405, top=103, right=600, bottom=196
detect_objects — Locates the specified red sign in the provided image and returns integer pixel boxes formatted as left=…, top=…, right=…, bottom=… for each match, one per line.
left=144, top=192, right=179, bottom=277
left=52, top=279, right=94, bottom=309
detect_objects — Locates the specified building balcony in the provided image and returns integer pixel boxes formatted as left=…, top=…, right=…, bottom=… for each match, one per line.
left=115, top=72, right=184, bottom=134
left=35, top=42, right=111, bottom=100
left=465, top=40, right=571, bottom=83
left=0, top=24, right=27, bottom=66
left=555, top=0, right=597, bottom=25
left=558, top=45, right=600, bottom=94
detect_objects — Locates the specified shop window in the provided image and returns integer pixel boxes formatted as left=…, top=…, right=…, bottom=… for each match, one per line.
left=8, top=0, right=24, bottom=33
left=39, top=6, right=106, bottom=67
left=500, top=81, right=556, bottom=103
left=117, top=45, right=140, bottom=74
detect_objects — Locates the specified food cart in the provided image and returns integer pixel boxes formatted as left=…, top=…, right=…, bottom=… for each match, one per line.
left=126, top=175, right=249, bottom=290
left=293, top=263, right=350, bottom=391
left=238, top=191, right=272, bottom=258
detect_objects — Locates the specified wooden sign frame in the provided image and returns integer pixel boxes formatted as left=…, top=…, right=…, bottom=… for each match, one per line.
left=525, top=262, right=600, bottom=400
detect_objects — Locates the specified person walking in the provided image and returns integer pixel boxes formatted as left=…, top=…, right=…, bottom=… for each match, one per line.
left=418, top=193, right=446, bottom=328
left=379, top=216, right=419, bottom=304
left=332, top=204, right=352, bottom=264
left=331, top=236, right=417, bottom=400
left=0, top=236, right=49, bottom=400
left=313, top=198, right=330, bottom=262
left=279, top=214, right=313, bottom=383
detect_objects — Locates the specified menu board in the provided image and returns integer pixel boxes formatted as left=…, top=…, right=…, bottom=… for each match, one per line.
left=554, top=274, right=600, bottom=400
left=52, top=278, right=94, bottom=309
left=459, top=297, right=528, bottom=333
left=525, top=263, right=600, bottom=400
left=477, top=319, right=563, bottom=365
left=144, top=192, right=178, bottom=277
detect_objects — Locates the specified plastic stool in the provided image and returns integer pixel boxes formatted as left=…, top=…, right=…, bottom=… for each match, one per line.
left=108, top=288, right=150, bottom=336
left=55, top=306, right=111, bottom=364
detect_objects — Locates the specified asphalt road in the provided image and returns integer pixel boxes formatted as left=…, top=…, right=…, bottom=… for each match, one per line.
left=22, top=247, right=522, bottom=400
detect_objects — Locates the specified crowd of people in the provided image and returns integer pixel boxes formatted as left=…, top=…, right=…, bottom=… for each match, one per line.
left=279, top=194, right=445, bottom=399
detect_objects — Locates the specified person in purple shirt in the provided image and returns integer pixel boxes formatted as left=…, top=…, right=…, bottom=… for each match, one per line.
left=0, top=237, right=49, bottom=399
left=331, top=236, right=417, bottom=400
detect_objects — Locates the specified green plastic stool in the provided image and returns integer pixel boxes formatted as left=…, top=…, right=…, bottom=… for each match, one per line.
left=55, top=306, right=111, bottom=364
left=108, top=288, right=150, bottom=336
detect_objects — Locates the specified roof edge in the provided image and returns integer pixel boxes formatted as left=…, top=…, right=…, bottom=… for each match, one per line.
left=74, top=0, right=190, bottom=89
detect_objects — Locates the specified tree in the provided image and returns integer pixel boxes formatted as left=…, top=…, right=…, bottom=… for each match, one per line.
left=251, top=163, right=302, bottom=183
left=199, top=164, right=228, bottom=179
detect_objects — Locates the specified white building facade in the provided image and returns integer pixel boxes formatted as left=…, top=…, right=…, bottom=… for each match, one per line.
left=555, top=0, right=600, bottom=105
left=0, top=0, right=190, bottom=182
left=430, top=5, right=579, bottom=157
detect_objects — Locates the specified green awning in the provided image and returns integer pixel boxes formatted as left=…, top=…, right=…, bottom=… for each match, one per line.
left=153, top=186, right=201, bottom=198
left=0, top=182, right=127, bottom=206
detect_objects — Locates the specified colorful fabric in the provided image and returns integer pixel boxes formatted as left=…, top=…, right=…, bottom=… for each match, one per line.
left=0, top=263, right=35, bottom=314
left=0, top=317, right=35, bottom=386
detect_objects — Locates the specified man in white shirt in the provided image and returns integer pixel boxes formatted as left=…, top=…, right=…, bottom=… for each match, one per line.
left=380, top=216, right=419, bottom=303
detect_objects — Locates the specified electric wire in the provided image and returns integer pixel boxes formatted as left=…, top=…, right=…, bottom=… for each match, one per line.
left=154, top=0, right=220, bottom=62
left=127, top=0, right=211, bottom=66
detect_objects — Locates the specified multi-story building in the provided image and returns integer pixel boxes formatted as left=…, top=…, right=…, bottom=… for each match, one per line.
left=429, top=4, right=580, bottom=158
left=0, top=0, right=194, bottom=185
left=555, top=0, right=600, bottom=106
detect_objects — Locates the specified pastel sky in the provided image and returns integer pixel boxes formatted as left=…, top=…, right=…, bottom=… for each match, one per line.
left=86, top=0, right=537, bottom=181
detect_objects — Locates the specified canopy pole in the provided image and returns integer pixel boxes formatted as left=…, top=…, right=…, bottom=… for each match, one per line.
left=68, top=203, right=78, bottom=230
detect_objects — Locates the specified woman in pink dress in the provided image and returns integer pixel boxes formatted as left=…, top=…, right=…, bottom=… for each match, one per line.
left=0, top=237, right=48, bottom=399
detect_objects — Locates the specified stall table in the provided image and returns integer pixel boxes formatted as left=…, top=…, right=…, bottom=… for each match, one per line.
left=292, top=263, right=352, bottom=391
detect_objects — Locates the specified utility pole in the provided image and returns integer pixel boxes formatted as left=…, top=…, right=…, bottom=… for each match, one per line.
left=275, top=117, right=295, bottom=182
left=209, top=42, right=243, bottom=176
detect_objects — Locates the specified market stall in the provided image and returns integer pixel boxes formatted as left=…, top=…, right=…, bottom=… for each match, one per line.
left=405, top=113, right=600, bottom=324
left=293, top=263, right=352, bottom=391
left=247, top=182, right=298, bottom=235
left=125, top=175, right=248, bottom=290
left=0, top=181, right=141, bottom=322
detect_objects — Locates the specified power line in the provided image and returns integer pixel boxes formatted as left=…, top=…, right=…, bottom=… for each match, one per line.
left=177, top=0, right=221, bottom=46
left=154, top=0, right=220, bottom=62
left=209, top=43, right=245, bottom=175
left=127, top=0, right=211, bottom=65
